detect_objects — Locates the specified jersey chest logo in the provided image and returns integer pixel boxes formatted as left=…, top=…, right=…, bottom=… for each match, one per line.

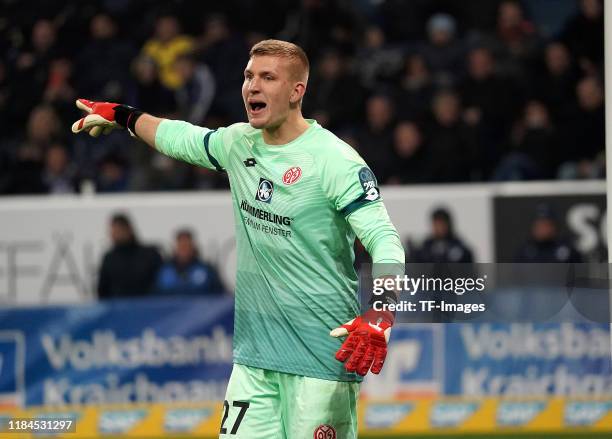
left=255, top=178, right=274, bottom=203
left=283, top=166, right=302, bottom=185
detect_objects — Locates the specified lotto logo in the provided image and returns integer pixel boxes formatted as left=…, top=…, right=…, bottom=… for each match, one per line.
left=313, top=424, right=336, bottom=439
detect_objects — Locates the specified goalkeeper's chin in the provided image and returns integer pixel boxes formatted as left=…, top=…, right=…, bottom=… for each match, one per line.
left=246, top=113, right=269, bottom=129
left=247, top=119, right=266, bottom=129
left=245, top=104, right=277, bottom=130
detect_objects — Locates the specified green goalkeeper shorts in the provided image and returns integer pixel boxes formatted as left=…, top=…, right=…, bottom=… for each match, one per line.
left=219, top=363, right=360, bottom=439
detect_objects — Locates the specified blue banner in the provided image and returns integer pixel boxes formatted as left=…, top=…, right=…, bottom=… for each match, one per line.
left=364, top=322, right=611, bottom=398
left=443, top=323, right=612, bottom=396
left=0, top=298, right=234, bottom=407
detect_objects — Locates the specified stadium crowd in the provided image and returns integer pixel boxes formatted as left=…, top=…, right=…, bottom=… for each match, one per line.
left=0, top=0, right=605, bottom=194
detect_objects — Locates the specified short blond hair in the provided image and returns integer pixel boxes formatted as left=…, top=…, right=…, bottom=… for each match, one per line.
left=249, top=39, right=309, bottom=82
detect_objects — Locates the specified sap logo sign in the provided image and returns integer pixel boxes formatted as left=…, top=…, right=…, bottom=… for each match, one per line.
left=430, top=402, right=479, bottom=427
left=365, top=403, right=413, bottom=429
left=165, top=408, right=212, bottom=432
left=497, top=402, right=546, bottom=426
left=99, top=410, right=147, bottom=434
left=567, top=203, right=606, bottom=254
left=565, top=401, right=612, bottom=426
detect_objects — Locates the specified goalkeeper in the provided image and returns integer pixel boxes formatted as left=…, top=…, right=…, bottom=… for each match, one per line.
left=73, top=39, right=404, bottom=439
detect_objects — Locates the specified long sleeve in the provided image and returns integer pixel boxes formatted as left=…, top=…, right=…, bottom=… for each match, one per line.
left=154, top=119, right=226, bottom=171
left=347, top=201, right=405, bottom=265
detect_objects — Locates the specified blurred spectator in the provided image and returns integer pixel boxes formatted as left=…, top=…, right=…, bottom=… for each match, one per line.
left=4, top=105, right=62, bottom=194
left=426, top=91, right=472, bottom=182
left=460, top=46, right=522, bottom=176
left=155, top=229, right=225, bottom=296
left=561, top=0, right=603, bottom=72
left=420, top=13, right=464, bottom=85
left=142, top=14, right=194, bottom=90
left=44, top=58, right=75, bottom=102
left=387, top=121, right=431, bottom=184
left=128, top=55, right=177, bottom=116
left=96, top=153, right=130, bottom=192
left=356, top=26, right=405, bottom=89
left=411, top=207, right=474, bottom=263
left=460, top=46, right=520, bottom=137
left=278, top=0, right=363, bottom=58
left=42, top=144, right=77, bottom=194
left=515, top=205, right=581, bottom=262
left=393, top=54, right=435, bottom=120
left=11, top=19, right=60, bottom=127
left=43, top=58, right=77, bottom=125
left=558, top=76, right=605, bottom=179
left=198, top=14, right=249, bottom=121
left=98, top=213, right=162, bottom=299
left=76, top=13, right=136, bottom=102
left=356, top=94, right=396, bottom=182
left=22, top=104, right=63, bottom=151
left=305, top=49, right=365, bottom=130
left=532, top=41, right=579, bottom=122
left=494, top=0, right=541, bottom=78
left=174, top=53, right=216, bottom=124
left=494, top=100, right=559, bottom=180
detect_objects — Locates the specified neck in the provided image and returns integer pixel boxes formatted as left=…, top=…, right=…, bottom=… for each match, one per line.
left=262, top=112, right=310, bottom=145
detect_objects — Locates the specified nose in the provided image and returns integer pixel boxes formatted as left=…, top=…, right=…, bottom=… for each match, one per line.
left=247, top=77, right=261, bottom=93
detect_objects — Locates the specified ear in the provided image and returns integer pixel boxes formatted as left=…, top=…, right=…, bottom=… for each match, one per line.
left=290, top=81, right=306, bottom=105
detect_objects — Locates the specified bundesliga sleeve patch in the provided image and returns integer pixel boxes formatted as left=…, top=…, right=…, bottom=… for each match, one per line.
left=358, top=167, right=380, bottom=201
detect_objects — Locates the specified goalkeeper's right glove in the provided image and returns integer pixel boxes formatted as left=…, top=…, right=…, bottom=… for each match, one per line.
left=71, top=98, right=143, bottom=137
left=330, top=308, right=393, bottom=376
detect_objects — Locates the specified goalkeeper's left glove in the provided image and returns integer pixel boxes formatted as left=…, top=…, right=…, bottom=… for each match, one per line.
left=330, top=307, right=394, bottom=376
left=71, top=98, right=143, bottom=137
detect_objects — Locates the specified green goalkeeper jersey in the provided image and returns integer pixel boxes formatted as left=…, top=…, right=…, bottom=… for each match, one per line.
left=156, top=119, right=403, bottom=381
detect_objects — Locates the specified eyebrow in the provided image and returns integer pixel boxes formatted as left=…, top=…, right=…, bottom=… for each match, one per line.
left=244, top=69, right=277, bottom=76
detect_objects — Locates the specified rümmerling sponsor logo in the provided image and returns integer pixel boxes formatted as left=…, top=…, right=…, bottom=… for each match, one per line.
left=240, top=200, right=292, bottom=226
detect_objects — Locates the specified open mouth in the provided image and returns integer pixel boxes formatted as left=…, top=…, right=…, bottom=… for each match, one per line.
left=249, top=102, right=267, bottom=115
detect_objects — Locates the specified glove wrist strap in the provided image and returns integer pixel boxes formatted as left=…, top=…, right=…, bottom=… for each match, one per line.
left=114, top=105, right=144, bottom=136
left=366, top=288, right=397, bottom=326
left=363, top=308, right=394, bottom=328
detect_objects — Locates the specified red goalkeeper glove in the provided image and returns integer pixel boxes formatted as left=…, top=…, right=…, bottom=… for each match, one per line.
left=71, top=98, right=143, bottom=137
left=330, top=308, right=394, bottom=376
